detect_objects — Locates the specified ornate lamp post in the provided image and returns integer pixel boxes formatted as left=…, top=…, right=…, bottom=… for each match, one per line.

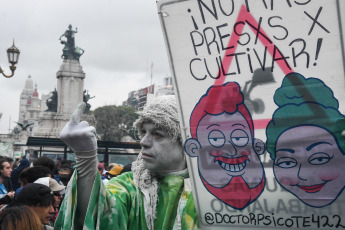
left=0, top=41, right=20, bottom=78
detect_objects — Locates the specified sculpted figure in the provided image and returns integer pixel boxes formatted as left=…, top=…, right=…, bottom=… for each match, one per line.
left=59, top=25, right=84, bottom=60
left=45, top=89, right=58, bottom=112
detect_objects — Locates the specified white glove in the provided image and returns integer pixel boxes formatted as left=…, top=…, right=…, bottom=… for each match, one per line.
left=342, top=130, right=345, bottom=137
left=59, top=102, right=97, bottom=153
left=60, top=103, right=98, bottom=229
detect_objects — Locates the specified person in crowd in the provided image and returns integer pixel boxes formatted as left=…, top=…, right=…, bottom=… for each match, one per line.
left=34, top=157, right=67, bottom=188
left=34, top=177, right=66, bottom=226
left=107, top=163, right=116, bottom=171
left=26, top=166, right=52, bottom=183
left=0, top=157, right=14, bottom=203
left=14, top=168, right=29, bottom=200
left=10, top=158, right=30, bottom=191
left=34, top=177, right=66, bottom=208
left=50, top=179, right=65, bottom=225
left=15, top=183, right=55, bottom=230
left=97, top=162, right=105, bottom=178
left=55, top=96, right=199, bottom=229
left=97, top=162, right=109, bottom=184
left=13, top=157, right=21, bottom=169
left=107, top=163, right=124, bottom=171
left=0, top=159, right=14, bottom=205
left=105, top=164, right=123, bottom=180
left=53, top=158, right=63, bottom=176
left=15, top=166, right=51, bottom=199
left=4, top=157, right=14, bottom=169
left=33, top=157, right=56, bottom=175
left=57, top=163, right=73, bottom=186
left=0, top=205, right=43, bottom=230
left=51, top=189, right=64, bottom=225
left=120, top=163, right=132, bottom=174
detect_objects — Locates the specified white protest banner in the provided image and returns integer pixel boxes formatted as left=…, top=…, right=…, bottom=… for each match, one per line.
left=157, top=0, right=345, bottom=229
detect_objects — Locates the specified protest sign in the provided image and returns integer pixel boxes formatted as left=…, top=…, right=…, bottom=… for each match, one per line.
left=157, top=0, right=345, bottom=229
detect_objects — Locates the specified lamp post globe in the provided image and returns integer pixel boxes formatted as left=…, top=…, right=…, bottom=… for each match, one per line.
left=0, top=40, right=20, bottom=78
left=7, top=42, right=20, bottom=65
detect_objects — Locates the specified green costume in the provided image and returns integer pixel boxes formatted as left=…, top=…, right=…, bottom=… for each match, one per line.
left=55, top=171, right=199, bottom=230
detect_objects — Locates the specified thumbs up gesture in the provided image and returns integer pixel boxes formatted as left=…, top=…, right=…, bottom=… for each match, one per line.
left=59, top=102, right=97, bottom=153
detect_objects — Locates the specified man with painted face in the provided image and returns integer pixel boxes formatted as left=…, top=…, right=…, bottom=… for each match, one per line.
left=55, top=96, right=199, bottom=230
left=185, top=82, right=265, bottom=210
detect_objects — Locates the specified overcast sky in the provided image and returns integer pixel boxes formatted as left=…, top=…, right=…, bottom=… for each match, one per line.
left=0, top=0, right=171, bottom=133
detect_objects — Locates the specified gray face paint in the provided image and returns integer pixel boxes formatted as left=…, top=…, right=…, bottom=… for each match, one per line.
left=139, top=123, right=186, bottom=174
left=134, top=95, right=181, bottom=144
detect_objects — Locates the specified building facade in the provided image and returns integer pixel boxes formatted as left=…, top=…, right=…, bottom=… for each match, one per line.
left=17, top=75, right=47, bottom=136
left=123, top=76, right=174, bottom=110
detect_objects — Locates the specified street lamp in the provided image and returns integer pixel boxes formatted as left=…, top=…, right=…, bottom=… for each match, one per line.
left=0, top=41, right=20, bottom=78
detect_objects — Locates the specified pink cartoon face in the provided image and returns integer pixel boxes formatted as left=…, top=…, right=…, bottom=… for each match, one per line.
left=185, top=111, right=265, bottom=209
left=274, top=126, right=345, bottom=207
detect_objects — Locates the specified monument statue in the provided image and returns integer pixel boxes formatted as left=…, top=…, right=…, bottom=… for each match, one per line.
left=83, top=90, right=95, bottom=114
left=59, top=24, right=85, bottom=60
left=36, top=25, right=95, bottom=138
left=46, top=89, right=58, bottom=112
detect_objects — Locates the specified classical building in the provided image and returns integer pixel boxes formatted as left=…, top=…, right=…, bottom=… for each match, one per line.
left=17, top=75, right=49, bottom=136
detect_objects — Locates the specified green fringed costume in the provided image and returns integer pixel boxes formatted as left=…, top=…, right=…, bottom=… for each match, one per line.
left=54, top=171, right=199, bottom=230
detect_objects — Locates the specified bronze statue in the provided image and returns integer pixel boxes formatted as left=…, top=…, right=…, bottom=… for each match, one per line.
left=46, top=89, right=58, bottom=112
left=59, top=25, right=84, bottom=60
left=14, top=122, right=34, bottom=131
left=83, top=90, right=95, bottom=113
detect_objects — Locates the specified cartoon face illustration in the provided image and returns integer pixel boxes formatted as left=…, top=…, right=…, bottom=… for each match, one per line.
left=274, top=126, right=345, bottom=207
left=194, top=112, right=264, bottom=187
left=266, top=72, right=345, bottom=208
left=185, top=82, right=265, bottom=209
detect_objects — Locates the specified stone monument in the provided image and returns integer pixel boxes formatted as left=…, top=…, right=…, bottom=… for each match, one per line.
left=36, top=25, right=95, bottom=137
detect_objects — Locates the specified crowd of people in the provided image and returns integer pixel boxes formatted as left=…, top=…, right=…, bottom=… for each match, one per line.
left=0, top=155, right=73, bottom=229
left=0, top=153, right=127, bottom=229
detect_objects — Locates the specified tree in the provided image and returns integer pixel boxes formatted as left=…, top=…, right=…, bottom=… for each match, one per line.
left=94, top=105, right=139, bottom=141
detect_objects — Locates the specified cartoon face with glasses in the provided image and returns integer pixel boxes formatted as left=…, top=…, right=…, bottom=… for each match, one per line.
left=184, top=82, right=265, bottom=209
